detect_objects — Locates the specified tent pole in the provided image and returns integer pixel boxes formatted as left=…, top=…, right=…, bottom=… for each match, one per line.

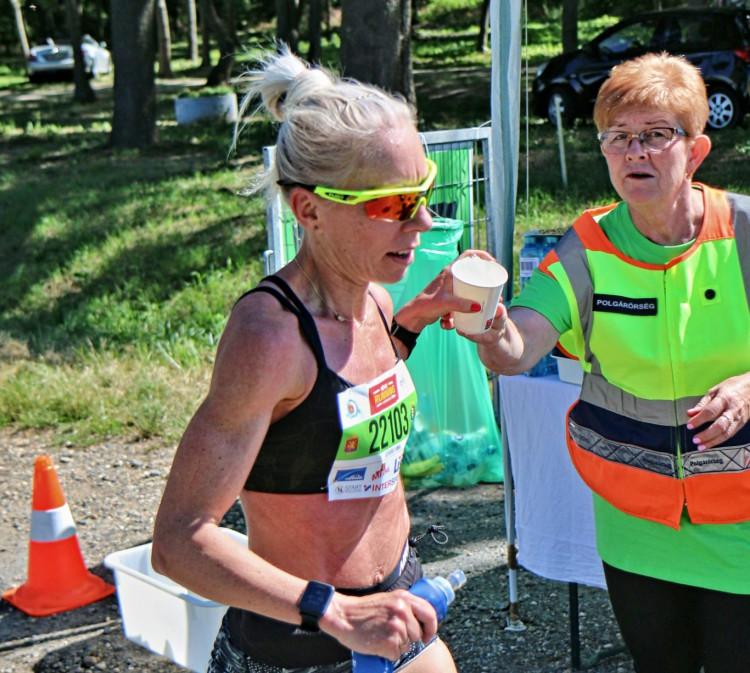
left=489, top=0, right=522, bottom=294
left=501, top=396, right=526, bottom=631
left=490, top=0, right=524, bottom=631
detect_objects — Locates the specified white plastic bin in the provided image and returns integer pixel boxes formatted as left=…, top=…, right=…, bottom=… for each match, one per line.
left=104, top=527, right=247, bottom=673
left=174, top=93, right=238, bottom=125
left=552, top=355, right=583, bottom=386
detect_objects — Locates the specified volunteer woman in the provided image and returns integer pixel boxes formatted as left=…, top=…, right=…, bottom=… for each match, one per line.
left=472, top=52, right=750, bottom=673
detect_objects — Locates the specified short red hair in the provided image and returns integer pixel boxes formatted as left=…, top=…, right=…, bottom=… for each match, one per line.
left=594, top=52, right=708, bottom=136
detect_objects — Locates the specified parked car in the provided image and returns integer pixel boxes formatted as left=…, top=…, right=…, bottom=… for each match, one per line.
left=532, top=8, right=750, bottom=130
left=27, top=34, right=112, bottom=83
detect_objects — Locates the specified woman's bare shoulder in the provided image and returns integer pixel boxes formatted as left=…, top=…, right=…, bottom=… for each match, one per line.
left=208, top=288, right=312, bottom=413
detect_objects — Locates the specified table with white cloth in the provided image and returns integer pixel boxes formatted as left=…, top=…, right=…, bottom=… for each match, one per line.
left=499, top=373, right=605, bottom=589
left=499, top=374, right=623, bottom=669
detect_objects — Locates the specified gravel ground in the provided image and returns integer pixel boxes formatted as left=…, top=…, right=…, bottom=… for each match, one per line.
left=0, top=428, right=635, bottom=673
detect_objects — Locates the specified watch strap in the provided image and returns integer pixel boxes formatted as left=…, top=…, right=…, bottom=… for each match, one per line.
left=390, top=319, right=420, bottom=356
left=300, top=610, right=321, bottom=632
left=297, top=580, right=335, bottom=632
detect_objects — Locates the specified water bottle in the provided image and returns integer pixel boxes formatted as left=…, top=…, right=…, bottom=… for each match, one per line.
left=351, top=569, right=467, bottom=673
left=520, top=229, right=565, bottom=377
left=519, top=230, right=565, bottom=291
left=518, top=230, right=543, bottom=291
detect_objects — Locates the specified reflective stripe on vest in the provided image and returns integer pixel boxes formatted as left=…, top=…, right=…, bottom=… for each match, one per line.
left=551, top=185, right=750, bottom=528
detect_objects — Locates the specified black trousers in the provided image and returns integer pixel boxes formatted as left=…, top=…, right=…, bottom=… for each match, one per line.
left=603, top=562, right=750, bottom=673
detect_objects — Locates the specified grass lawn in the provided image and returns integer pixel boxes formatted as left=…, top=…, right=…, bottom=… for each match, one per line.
left=2, top=10, right=750, bottom=444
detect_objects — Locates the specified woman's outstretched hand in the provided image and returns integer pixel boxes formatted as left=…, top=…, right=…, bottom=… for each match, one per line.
left=396, top=249, right=498, bottom=333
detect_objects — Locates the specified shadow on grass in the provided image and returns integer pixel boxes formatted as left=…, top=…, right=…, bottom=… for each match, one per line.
left=0, top=84, right=277, bottom=355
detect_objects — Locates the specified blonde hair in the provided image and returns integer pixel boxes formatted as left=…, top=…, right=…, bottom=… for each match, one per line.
left=593, top=52, right=708, bottom=136
left=233, top=45, right=417, bottom=201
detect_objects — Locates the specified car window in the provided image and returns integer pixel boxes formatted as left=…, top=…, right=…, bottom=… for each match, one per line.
left=598, top=18, right=659, bottom=56
left=655, top=19, right=682, bottom=51
left=678, top=14, right=742, bottom=51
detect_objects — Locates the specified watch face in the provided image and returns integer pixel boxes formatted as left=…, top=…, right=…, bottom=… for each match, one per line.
left=299, top=581, right=334, bottom=616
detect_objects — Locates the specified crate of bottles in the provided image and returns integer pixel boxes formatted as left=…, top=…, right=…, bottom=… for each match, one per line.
left=519, top=229, right=565, bottom=377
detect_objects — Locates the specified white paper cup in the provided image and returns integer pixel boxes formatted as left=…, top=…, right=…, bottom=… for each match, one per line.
left=451, top=256, right=508, bottom=334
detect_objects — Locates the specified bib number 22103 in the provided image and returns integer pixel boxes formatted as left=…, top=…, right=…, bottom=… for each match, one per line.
left=368, top=402, right=410, bottom=454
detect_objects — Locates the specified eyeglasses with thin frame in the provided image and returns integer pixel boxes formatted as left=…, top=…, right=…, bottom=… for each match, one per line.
left=280, top=159, right=438, bottom=222
left=597, top=127, right=688, bottom=154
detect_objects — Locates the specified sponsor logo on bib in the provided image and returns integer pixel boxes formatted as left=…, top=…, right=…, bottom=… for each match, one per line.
left=334, top=468, right=367, bottom=482
left=370, top=374, right=398, bottom=414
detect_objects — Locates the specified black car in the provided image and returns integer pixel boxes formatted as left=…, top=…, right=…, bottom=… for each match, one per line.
left=532, top=8, right=750, bottom=130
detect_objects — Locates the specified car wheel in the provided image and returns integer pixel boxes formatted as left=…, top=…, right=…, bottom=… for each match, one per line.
left=706, top=85, right=741, bottom=130
left=545, top=87, right=576, bottom=127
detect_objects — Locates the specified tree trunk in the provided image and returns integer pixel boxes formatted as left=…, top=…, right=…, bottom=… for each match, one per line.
left=187, top=0, right=199, bottom=61
left=561, top=0, right=578, bottom=55
left=91, top=0, right=108, bottom=42
left=324, top=0, right=331, bottom=37
left=308, top=0, right=322, bottom=62
left=9, top=0, right=30, bottom=61
left=35, top=0, right=62, bottom=42
left=276, top=0, right=299, bottom=53
left=202, top=0, right=236, bottom=86
left=200, top=0, right=213, bottom=68
left=155, top=0, right=174, bottom=77
left=65, top=0, right=95, bottom=102
left=110, top=0, right=158, bottom=149
left=340, top=0, right=415, bottom=105
left=224, top=0, right=238, bottom=45
left=476, top=0, right=490, bottom=53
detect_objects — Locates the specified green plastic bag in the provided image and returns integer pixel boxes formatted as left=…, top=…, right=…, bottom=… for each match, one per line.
left=386, top=218, right=503, bottom=487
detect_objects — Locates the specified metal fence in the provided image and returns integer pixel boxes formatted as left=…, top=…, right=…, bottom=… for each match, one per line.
left=262, top=125, right=493, bottom=274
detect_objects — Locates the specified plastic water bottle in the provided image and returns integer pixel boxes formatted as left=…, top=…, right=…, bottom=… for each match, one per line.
left=519, top=229, right=565, bottom=291
left=351, top=570, right=467, bottom=673
left=520, top=229, right=565, bottom=377
left=519, top=230, right=544, bottom=291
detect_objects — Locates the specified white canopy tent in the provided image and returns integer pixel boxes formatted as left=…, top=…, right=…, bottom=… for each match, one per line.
left=489, top=0, right=522, bottom=282
left=489, top=0, right=525, bottom=628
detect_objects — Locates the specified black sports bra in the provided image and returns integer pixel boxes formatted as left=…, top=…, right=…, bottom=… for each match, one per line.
left=240, top=275, right=399, bottom=494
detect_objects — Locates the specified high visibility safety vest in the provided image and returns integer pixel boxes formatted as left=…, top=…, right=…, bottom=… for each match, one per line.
left=543, top=185, right=750, bottom=529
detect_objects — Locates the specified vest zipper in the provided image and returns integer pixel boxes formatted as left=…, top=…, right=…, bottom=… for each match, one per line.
left=665, top=268, right=688, bottom=509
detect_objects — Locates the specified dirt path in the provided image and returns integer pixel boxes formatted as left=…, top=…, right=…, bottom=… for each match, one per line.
left=0, top=427, right=633, bottom=673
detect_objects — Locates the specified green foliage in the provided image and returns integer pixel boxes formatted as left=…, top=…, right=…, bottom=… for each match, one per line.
left=525, top=15, right=621, bottom=57
left=176, top=85, right=237, bottom=99
left=3, top=1, right=750, bottom=446
left=0, top=350, right=210, bottom=443
left=0, top=78, right=270, bottom=443
left=415, top=0, right=482, bottom=30
left=0, top=69, right=31, bottom=89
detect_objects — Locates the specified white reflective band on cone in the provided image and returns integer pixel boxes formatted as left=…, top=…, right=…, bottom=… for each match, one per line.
left=30, top=504, right=77, bottom=542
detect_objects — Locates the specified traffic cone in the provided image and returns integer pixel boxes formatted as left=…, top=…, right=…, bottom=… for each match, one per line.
left=2, top=454, right=115, bottom=617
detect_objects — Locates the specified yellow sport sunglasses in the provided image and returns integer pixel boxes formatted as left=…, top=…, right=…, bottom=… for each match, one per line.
left=311, top=159, right=438, bottom=222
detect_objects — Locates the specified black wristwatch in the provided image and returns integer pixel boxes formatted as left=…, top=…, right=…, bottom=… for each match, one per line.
left=297, top=580, right=335, bottom=632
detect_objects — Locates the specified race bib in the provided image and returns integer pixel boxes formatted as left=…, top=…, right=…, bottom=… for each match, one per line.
left=327, top=360, right=417, bottom=501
